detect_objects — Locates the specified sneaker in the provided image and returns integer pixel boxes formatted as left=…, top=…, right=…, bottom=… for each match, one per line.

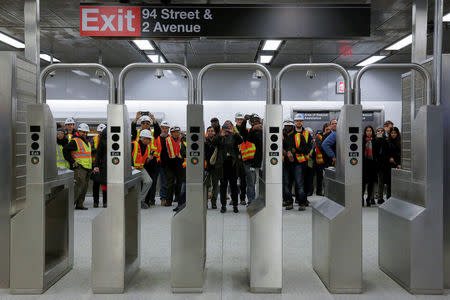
left=93, top=203, right=99, bottom=208
left=141, top=201, right=149, bottom=209
left=220, top=206, right=226, bottom=213
left=211, top=203, right=217, bottom=210
left=75, top=206, right=88, bottom=210
left=240, top=200, right=246, bottom=206
left=298, top=205, right=306, bottom=211
left=161, top=200, right=166, bottom=206
left=233, top=207, right=239, bottom=213
left=285, top=204, right=294, bottom=210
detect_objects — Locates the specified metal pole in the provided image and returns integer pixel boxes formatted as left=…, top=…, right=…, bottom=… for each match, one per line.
left=117, top=63, right=194, bottom=105
left=39, top=63, right=115, bottom=104
left=275, top=63, right=351, bottom=105
left=196, top=63, right=272, bottom=105
left=433, top=0, right=443, bottom=106
left=24, top=0, right=40, bottom=100
left=354, top=63, right=432, bottom=106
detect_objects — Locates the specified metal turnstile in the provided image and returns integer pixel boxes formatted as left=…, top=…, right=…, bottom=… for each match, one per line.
left=10, top=103, right=74, bottom=294
left=355, top=64, right=444, bottom=294
left=277, top=64, right=363, bottom=294
left=91, top=65, right=142, bottom=294
left=168, top=65, right=205, bottom=293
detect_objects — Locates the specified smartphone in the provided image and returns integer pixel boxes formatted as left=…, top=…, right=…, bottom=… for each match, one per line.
left=141, top=111, right=149, bottom=116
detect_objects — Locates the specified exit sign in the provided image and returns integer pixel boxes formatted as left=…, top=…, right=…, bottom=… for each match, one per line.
left=336, top=81, right=345, bottom=94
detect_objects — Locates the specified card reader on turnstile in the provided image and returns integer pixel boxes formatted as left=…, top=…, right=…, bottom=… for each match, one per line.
left=10, top=104, right=74, bottom=294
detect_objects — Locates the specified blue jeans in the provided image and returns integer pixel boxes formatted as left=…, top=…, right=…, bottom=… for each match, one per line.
left=283, top=164, right=294, bottom=204
left=159, top=166, right=166, bottom=200
left=294, top=163, right=307, bottom=205
left=244, top=164, right=257, bottom=204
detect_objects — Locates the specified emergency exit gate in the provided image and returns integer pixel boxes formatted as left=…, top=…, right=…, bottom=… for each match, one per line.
left=276, top=63, right=363, bottom=294
left=9, top=63, right=113, bottom=293
left=192, top=63, right=283, bottom=293
left=355, top=63, right=444, bottom=294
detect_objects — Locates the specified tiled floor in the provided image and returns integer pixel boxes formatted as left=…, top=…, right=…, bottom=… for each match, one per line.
left=1, top=196, right=448, bottom=299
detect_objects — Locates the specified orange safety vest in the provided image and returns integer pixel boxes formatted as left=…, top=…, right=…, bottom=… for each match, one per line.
left=315, top=135, right=324, bottom=164
left=91, top=135, right=100, bottom=163
left=71, top=137, right=92, bottom=169
left=152, top=137, right=162, bottom=162
left=132, top=140, right=150, bottom=169
left=182, top=140, right=187, bottom=168
left=241, top=141, right=256, bottom=161
left=294, top=130, right=310, bottom=163
left=166, top=136, right=181, bottom=159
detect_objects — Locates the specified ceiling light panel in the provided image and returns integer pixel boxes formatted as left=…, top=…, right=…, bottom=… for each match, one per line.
left=0, top=32, right=25, bottom=49
left=259, top=55, right=273, bottom=64
left=132, top=40, right=154, bottom=50
left=385, top=34, right=412, bottom=51
left=262, top=40, right=282, bottom=51
left=356, top=55, right=386, bottom=67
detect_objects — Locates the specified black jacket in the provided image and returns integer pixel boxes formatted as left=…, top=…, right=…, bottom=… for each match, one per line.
left=217, top=132, right=243, bottom=168
left=282, top=129, right=295, bottom=166
left=93, top=129, right=107, bottom=185
left=205, top=135, right=220, bottom=171
left=388, top=137, right=401, bottom=168
left=160, top=135, right=183, bottom=169
left=284, top=128, right=312, bottom=165
left=242, top=126, right=263, bottom=168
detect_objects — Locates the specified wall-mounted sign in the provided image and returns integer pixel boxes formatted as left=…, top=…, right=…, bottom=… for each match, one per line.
left=336, top=81, right=345, bottom=94
left=303, top=112, right=330, bottom=121
left=80, top=4, right=371, bottom=38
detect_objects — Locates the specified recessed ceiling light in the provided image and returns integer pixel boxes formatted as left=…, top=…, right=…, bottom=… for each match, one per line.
left=356, top=55, right=386, bottom=67
left=444, top=12, right=450, bottom=22
left=132, top=40, right=154, bottom=51
left=262, top=40, right=282, bottom=51
left=259, top=55, right=273, bottom=64
left=0, top=32, right=25, bottom=49
left=385, top=34, right=412, bottom=51
left=147, top=54, right=165, bottom=63
left=40, top=54, right=60, bottom=63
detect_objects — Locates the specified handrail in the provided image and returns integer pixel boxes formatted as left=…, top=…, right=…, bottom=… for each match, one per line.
left=275, top=63, right=352, bottom=105
left=354, top=63, right=434, bottom=106
left=196, top=63, right=272, bottom=105
left=39, top=63, right=115, bottom=104
left=117, top=63, right=194, bottom=104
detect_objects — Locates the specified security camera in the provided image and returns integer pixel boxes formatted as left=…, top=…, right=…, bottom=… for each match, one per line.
left=95, top=70, right=105, bottom=79
left=49, top=71, right=56, bottom=78
left=154, top=68, right=164, bottom=79
left=181, top=71, right=188, bottom=79
left=306, top=69, right=316, bottom=79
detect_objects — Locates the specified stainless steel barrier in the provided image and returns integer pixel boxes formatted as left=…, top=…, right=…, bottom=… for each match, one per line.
left=355, top=63, right=444, bottom=294
left=276, top=63, right=363, bottom=293
left=194, top=63, right=282, bottom=293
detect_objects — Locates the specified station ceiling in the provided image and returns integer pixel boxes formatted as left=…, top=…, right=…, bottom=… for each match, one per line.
left=0, top=0, right=448, bottom=68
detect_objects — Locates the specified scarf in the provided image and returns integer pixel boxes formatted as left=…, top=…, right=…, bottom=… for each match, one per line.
left=364, top=137, right=373, bottom=160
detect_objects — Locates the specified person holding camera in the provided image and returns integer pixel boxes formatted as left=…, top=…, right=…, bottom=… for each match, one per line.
left=218, top=121, right=243, bottom=213
left=131, top=129, right=154, bottom=209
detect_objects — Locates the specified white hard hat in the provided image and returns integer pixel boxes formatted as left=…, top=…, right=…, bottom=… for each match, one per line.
left=77, top=123, right=90, bottom=132
left=160, top=120, right=170, bottom=128
left=171, top=126, right=181, bottom=132
left=138, top=115, right=152, bottom=124
left=97, top=123, right=106, bottom=132
left=65, top=117, right=75, bottom=125
left=139, top=129, right=153, bottom=139
left=294, top=113, right=305, bottom=121
left=235, top=112, right=244, bottom=119
left=283, top=120, right=294, bottom=126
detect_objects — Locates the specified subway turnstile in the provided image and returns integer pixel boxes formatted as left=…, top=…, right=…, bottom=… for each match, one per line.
left=10, top=103, right=74, bottom=294
left=355, top=64, right=444, bottom=294
left=91, top=103, right=142, bottom=294
left=311, top=104, right=363, bottom=293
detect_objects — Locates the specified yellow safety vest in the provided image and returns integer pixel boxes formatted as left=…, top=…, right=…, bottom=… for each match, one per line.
left=91, top=135, right=100, bottom=163
left=132, top=140, right=150, bottom=169
left=294, top=131, right=310, bottom=163
left=166, top=136, right=181, bottom=159
left=241, top=141, right=256, bottom=161
left=182, top=140, right=187, bottom=168
left=56, top=144, right=70, bottom=169
left=71, top=137, right=92, bottom=169
left=315, top=135, right=324, bottom=164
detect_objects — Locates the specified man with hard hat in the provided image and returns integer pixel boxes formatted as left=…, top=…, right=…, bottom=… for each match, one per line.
left=64, top=117, right=78, bottom=141
left=160, top=126, right=183, bottom=207
left=132, top=111, right=158, bottom=142
left=131, top=129, right=154, bottom=209
left=234, top=112, right=247, bottom=205
left=63, top=123, right=94, bottom=210
left=286, top=113, right=312, bottom=211
left=152, top=120, right=170, bottom=205
left=282, top=119, right=296, bottom=210
left=91, top=123, right=106, bottom=208
left=56, top=127, right=70, bottom=169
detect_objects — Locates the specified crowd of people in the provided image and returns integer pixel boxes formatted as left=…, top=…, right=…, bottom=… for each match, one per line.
left=55, top=112, right=402, bottom=213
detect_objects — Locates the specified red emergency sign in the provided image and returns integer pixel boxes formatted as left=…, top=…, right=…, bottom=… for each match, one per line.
left=80, top=6, right=141, bottom=37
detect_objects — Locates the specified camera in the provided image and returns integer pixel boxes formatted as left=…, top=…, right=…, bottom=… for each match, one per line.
left=141, top=111, right=149, bottom=116
left=95, top=70, right=105, bottom=79
left=306, top=69, right=316, bottom=79
left=49, top=71, right=56, bottom=78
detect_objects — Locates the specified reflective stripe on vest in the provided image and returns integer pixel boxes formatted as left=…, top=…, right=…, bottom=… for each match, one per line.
left=56, top=144, right=70, bottom=168
left=72, top=137, right=92, bottom=169
left=294, top=131, right=309, bottom=163
left=152, top=137, right=162, bottom=162
left=92, top=135, right=100, bottom=163
left=182, top=140, right=187, bottom=168
left=241, top=141, right=256, bottom=162
left=166, top=136, right=181, bottom=159
left=315, top=135, right=324, bottom=164
left=132, top=140, right=150, bottom=169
